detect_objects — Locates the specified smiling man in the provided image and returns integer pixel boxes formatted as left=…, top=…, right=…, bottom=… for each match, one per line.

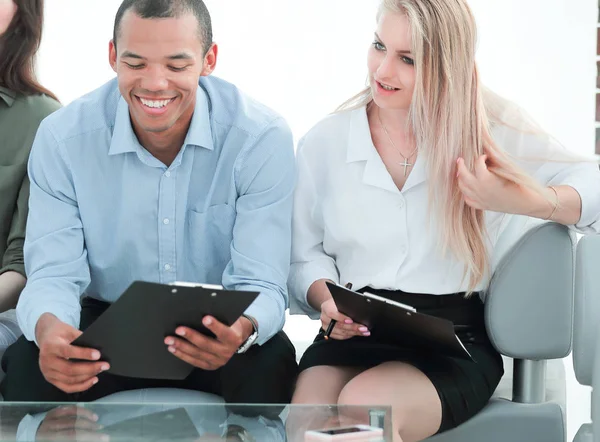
left=0, top=0, right=298, bottom=405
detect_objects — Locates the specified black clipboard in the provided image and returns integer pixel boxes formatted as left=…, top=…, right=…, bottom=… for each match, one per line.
left=72, top=281, right=259, bottom=380
left=326, top=282, right=473, bottom=361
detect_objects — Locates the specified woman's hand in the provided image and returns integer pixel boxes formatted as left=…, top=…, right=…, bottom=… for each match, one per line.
left=320, top=299, right=370, bottom=341
left=456, top=155, right=548, bottom=216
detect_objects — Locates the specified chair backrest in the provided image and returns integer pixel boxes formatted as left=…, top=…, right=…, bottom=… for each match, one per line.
left=485, top=222, right=575, bottom=359
left=573, top=234, right=600, bottom=386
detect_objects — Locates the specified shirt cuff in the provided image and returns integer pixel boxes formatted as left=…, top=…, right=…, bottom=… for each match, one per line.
left=288, top=260, right=339, bottom=319
left=560, top=172, right=600, bottom=233
left=17, top=299, right=80, bottom=346
left=241, top=288, right=285, bottom=346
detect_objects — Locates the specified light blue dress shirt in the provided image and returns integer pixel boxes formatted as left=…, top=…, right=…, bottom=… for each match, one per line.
left=17, top=76, right=296, bottom=346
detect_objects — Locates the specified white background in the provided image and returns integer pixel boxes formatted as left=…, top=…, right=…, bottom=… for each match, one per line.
left=38, top=0, right=598, bottom=439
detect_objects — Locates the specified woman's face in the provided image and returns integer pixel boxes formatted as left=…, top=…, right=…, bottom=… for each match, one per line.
left=0, top=0, right=17, bottom=37
left=367, top=12, right=416, bottom=111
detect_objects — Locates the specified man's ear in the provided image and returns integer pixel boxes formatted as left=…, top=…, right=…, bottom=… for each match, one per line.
left=109, top=40, right=118, bottom=73
left=200, top=43, right=218, bottom=77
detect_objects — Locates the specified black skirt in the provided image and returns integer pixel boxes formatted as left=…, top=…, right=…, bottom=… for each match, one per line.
left=298, top=288, right=504, bottom=434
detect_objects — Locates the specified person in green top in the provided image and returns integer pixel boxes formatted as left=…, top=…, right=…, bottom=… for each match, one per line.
left=0, top=0, right=60, bottom=357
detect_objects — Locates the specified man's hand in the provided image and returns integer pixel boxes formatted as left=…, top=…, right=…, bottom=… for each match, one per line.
left=36, top=405, right=108, bottom=441
left=164, top=316, right=254, bottom=371
left=36, top=313, right=110, bottom=394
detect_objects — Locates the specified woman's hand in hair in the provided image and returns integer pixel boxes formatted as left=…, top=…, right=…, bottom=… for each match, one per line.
left=456, top=155, right=534, bottom=215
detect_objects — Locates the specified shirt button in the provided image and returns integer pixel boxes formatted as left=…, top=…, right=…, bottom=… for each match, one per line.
left=398, top=200, right=405, bottom=209
left=164, top=171, right=171, bottom=178
left=163, top=218, right=170, bottom=225
left=164, top=264, right=171, bottom=271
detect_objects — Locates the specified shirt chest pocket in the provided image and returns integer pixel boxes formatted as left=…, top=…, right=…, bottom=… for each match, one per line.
left=187, top=204, right=236, bottom=282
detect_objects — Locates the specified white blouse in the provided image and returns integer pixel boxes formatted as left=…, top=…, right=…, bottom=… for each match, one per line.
left=288, top=106, right=600, bottom=318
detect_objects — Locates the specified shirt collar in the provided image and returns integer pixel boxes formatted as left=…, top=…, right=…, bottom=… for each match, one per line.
left=346, top=107, right=372, bottom=163
left=346, top=105, right=426, bottom=193
left=182, top=85, right=214, bottom=150
left=0, top=86, right=16, bottom=107
left=109, top=85, right=214, bottom=156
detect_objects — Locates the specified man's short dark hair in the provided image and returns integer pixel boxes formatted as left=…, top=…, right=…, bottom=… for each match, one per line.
left=113, top=0, right=213, bottom=54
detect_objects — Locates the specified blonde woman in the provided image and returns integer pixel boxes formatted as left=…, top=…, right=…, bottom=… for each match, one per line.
left=288, top=0, right=600, bottom=441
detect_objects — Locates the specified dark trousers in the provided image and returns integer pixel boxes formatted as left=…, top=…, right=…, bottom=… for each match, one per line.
left=0, top=298, right=299, bottom=411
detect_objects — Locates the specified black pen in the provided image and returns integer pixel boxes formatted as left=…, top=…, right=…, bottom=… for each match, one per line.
left=324, top=282, right=352, bottom=340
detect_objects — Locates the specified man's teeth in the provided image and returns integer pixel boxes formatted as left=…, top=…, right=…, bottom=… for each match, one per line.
left=380, top=83, right=398, bottom=91
left=140, top=98, right=172, bottom=108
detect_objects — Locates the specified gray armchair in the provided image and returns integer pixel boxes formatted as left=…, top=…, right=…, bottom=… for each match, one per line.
left=573, top=234, right=600, bottom=442
left=428, top=221, right=575, bottom=442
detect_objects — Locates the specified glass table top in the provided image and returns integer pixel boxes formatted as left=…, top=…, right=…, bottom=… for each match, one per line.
left=0, top=402, right=392, bottom=441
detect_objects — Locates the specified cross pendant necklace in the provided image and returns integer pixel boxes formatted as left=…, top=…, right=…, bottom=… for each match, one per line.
left=399, top=157, right=413, bottom=176
left=377, top=108, right=418, bottom=177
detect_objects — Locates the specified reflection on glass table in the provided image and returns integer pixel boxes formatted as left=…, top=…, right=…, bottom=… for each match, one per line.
left=0, top=402, right=392, bottom=441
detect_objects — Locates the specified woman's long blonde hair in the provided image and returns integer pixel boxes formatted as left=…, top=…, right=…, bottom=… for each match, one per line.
left=339, top=0, right=563, bottom=292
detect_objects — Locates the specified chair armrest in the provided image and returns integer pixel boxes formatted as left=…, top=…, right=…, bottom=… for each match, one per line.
left=484, top=222, right=575, bottom=360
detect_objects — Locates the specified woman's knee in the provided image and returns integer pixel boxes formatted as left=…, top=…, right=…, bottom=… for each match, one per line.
left=337, top=369, right=392, bottom=407
left=293, top=365, right=364, bottom=404
left=337, top=378, right=365, bottom=407
left=337, top=365, right=442, bottom=441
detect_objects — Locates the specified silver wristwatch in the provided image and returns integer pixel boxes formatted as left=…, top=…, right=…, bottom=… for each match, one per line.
left=236, top=314, right=259, bottom=354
